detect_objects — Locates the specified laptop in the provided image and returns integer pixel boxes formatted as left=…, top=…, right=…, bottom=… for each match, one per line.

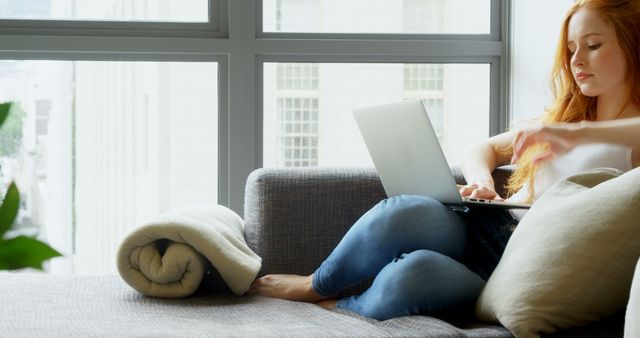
left=353, top=99, right=530, bottom=209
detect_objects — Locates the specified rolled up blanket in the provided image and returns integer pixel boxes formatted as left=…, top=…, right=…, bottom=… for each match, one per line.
left=117, top=204, right=261, bottom=298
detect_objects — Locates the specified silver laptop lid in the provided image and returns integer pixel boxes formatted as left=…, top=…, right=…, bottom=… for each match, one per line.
left=353, top=100, right=463, bottom=204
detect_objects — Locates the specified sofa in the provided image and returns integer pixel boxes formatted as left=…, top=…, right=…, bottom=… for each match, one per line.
left=0, top=167, right=627, bottom=337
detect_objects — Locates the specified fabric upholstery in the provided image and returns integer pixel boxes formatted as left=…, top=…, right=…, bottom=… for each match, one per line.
left=0, top=273, right=512, bottom=337
left=476, top=168, right=640, bottom=337
left=243, top=167, right=622, bottom=337
left=2, top=167, right=625, bottom=337
left=243, top=166, right=512, bottom=277
left=626, top=257, right=640, bottom=337
left=244, top=167, right=387, bottom=277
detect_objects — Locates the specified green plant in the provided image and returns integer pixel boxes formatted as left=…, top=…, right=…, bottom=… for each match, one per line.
left=0, top=102, right=25, bottom=157
left=0, top=102, right=62, bottom=270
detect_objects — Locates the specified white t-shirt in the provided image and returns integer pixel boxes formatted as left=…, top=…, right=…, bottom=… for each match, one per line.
left=507, top=143, right=633, bottom=220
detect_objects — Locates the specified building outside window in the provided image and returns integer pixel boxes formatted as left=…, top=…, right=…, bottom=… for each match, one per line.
left=274, top=63, right=320, bottom=167
left=277, top=97, right=319, bottom=167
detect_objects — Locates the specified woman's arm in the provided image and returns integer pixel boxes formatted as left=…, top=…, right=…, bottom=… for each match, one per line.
left=460, top=131, right=514, bottom=200
left=512, top=117, right=640, bottom=164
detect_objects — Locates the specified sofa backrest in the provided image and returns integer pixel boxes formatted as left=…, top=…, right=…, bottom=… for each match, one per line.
left=243, top=166, right=515, bottom=278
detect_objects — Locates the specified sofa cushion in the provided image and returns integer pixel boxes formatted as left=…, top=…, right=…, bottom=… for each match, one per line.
left=243, top=166, right=514, bottom=277
left=626, top=258, right=640, bottom=337
left=476, top=167, right=640, bottom=337
left=0, top=273, right=512, bottom=337
left=244, top=168, right=386, bottom=277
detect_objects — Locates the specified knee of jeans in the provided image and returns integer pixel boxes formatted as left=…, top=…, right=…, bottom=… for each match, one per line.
left=375, top=195, right=440, bottom=224
left=385, top=250, right=452, bottom=292
left=370, top=195, right=463, bottom=240
left=353, top=250, right=450, bottom=320
left=383, top=194, right=439, bottom=206
left=384, top=250, right=483, bottom=307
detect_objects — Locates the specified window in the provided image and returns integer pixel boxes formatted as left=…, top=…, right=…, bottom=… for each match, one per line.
left=403, top=64, right=445, bottom=138
left=0, top=60, right=218, bottom=274
left=263, top=63, right=490, bottom=167
left=1, top=0, right=508, bottom=274
left=403, top=0, right=445, bottom=33
left=271, top=63, right=320, bottom=167
left=277, top=97, right=319, bottom=167
left=511, top=0, right=574, bottom=123
left=277, top=63, right=319, bottom=90
left=403, top=64, right=444, bottom=92
left=35, top=99, right=52, bottom=136
left=263, top=0, right=491, bottom=34
left=0, top=0, right=209, bottom=22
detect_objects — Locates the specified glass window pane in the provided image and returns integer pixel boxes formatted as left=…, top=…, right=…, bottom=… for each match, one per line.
left=0, top=0, right=209, bottom=22
left=263, top=62, right=490, bottom=168
left=263, top=0, right=490, bottom=34
left=0, top=60, right=218, bottom=275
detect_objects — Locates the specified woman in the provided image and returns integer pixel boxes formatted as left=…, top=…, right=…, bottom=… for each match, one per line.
left=250, top=0, right=640, bottom=321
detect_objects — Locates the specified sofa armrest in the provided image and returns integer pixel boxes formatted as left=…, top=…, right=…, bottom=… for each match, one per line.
left=244, top=167, right=386, bottom=276
left=244, top=166, right=514, bottom=276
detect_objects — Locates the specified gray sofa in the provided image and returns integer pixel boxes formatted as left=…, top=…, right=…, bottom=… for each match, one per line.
left=0, top=167, right=624, bottom=337
left=244, top=167, right=624, bottom=338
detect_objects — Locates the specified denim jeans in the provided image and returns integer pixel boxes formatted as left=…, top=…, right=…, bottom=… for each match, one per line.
left=311, top=195, right=517, bottom=321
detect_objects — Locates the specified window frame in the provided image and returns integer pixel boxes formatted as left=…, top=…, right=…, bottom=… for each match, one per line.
left=0, top=0, right=225, bottom=38
left=0, top=0, right=511, bottom=215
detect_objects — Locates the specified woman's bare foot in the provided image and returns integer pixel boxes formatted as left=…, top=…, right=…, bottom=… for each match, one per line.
left=316, top=299, right=338, bottom=310
left=249, top=274, right=331, bottom=303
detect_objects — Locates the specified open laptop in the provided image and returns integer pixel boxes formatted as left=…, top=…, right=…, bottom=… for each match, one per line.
left=353, top=99, right=530, bottom=209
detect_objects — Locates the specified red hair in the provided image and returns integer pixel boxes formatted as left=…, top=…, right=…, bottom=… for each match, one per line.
left=506, top=0, right=640, bottom=201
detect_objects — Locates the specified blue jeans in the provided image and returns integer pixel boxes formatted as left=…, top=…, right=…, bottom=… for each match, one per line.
left=311, top=195, right=516, bottom=321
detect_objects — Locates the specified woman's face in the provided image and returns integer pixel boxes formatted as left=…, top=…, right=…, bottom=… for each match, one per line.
left=567, top=8, right=628, bottom=98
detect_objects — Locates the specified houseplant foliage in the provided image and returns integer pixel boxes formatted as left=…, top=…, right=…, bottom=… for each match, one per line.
left=0, top=102, right=62, bottom=270
left=0, top=101, right=25, bottom=157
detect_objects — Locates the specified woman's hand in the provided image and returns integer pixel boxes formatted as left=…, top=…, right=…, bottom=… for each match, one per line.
left=511, top=122, right=583, bottom=165
left=458, top=182, right=504, bottom=201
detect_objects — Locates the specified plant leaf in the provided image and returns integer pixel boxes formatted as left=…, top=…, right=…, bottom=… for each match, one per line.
left=0, top=235, right=63, bottom=270
left=0, top=102, right=11, bottom=128
left=0, top=182, right=20, bottom=238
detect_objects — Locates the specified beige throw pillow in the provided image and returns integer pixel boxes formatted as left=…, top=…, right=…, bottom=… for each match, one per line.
left=476, top=167, right=640, bottom=338
left=626, top=258, right=640, bottom=337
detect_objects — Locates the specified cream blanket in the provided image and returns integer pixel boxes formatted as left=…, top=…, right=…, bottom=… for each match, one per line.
left=117, top=205, right=261, bottom=298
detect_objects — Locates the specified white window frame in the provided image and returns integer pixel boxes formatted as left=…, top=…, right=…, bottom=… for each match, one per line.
left=0, top=0, right=511, bottom=215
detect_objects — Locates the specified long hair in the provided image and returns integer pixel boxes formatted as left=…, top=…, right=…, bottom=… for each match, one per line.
left=505, top=0, right=640, bottom=201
